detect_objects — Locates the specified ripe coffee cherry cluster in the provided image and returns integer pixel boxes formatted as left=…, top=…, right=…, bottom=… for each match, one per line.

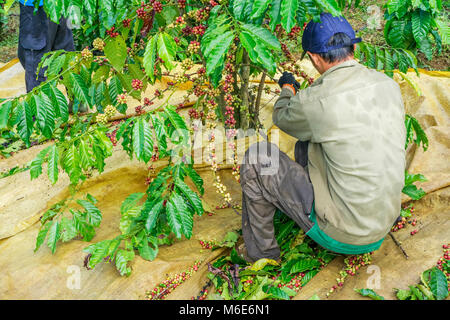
left=117, top=93, right=127, bottom=105
left=192, top=25, right=206, bottom=36
left=81, top=47, right=93, bottom=60
left=175, top=16, right=185, bottom=25
left=199, top=240, right=216, bottom=249
left=132, top=79, right=144, bottom=91
left=152, top=1, right=163, bottom=13
left=410, top=229, right=419, bottom=236
left=122, top=18, right=132, bottom=28
left=391, top=205, right=416, bottom=232
left=279, top=272, right=306, bottom=292
left=145, top=260, right=202, bottom=300
left=143, top=97, right=154, bottom=106
left=188, top=40, right=200, bottom=54
left=188, top=108, right=204, bottom=120
left=106, top=128, right=118, bottom=146
left=92, top=38, right=105, bottom=51
left=178, top=0, right=186, bottom=8
left=328, top=252, right=373, bottom=296
left=106, top=26, right=119, bottom=38
left=436, top=244, right=450, bottom=280
left=288, top=26, right=302, bottom=39
left=135, top=105, right=144, bottom=115
left=136, top=6, right=147, bottom=19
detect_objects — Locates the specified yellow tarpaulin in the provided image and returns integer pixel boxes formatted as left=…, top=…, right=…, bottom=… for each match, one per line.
left=0, top=60, right=448, bottom=299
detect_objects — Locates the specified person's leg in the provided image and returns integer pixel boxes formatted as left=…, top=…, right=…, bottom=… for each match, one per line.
left=18, top=4, right=48, bottom=92
left=49, top=16, right=75, bottom=52
left=240, top=141, right=315, bottom=262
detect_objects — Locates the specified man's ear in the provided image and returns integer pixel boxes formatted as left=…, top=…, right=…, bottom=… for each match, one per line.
left=307, top=52, right=320, bottom=66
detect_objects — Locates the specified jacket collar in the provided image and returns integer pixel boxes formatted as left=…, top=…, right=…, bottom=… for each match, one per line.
left=311, top=59, right=359, bottom=86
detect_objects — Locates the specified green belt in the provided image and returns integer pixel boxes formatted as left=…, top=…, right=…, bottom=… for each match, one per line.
left=305, top=203, right=384, bottom=254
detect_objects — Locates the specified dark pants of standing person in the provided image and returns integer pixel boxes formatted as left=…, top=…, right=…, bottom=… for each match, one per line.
left=240, top=140, right=314, bottom=262
left=18, top=3, right=75, bottom=93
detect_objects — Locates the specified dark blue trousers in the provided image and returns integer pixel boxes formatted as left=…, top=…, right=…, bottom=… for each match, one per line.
left=18, top=4, right=75, bottom=92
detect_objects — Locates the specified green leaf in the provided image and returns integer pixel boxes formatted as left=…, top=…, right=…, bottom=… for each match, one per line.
left=78, top=138, right=93, bottom=170
left=30, top=146, right=51, bottom=180
left=355, top=288, right=385, bottom=300
left=435, top=19, right=450, bottom=45
left=132, top=117, right=154, bottom=163
left=47, top=219, right=61, bottom=254
left=174, top=179, right=204, bottom=215
left=387, top=20, right=414, bottom=49
left=386, top=0, right=408, bottom=18
left=280, top=0, right=298, bottom=33
left=0, top=100, right=12, bottom=130
left=396, top=288, right=412, bottom=300
left=301, top=270, right=319, bottom=286
left=165, top=106, right=188, bottom=131
left=34, top=222, right=51, bottom=252
left=37, top=92, right=56, bottom=138
left=77, top=199, right=102, bottom=227
left=143, top=35, right=158, bottom=82
left=63, top=143, right=81, bottom=185
left=17, top=101, right=34, bottom=147
left=138, top=238, right=158, bottom=261
left=60, top=216, right=77, bottom=242
left=44, top=0, right=63, bottom=23
left=73, top=212, right=96, bottom=241
left=429, top=267, right=448, bottom=300
left=143, top=199, right=164, bottom=233
left=251, top=0, right=271, bottom=19
left=186, top=166, right=204, bottom=195
left=70, top=73, right=92, bottom=109
left=85, top=239, right=112, bottom=269
left=47, top=145, right=59, bottom=184
left=411, top=10, right=431, bottom=45
left=409, top=285, right=425, bottom=300
left=157, top=32, right=177, bottom=71
left=203, top=31, right=234, bottom=87
left=150, top=114, right=168, bottom=156
left=404, top=172, right=427, bottom=186
left=42, top=83, right=69, bottom=122
left=232, top=0, right=253, bottom=21
left=268, top=0, right=282, bottom=31
left=240, top=23, right=281, bottom=51
left=264, top=285, right=291, bottom=300
left=290, top=259, right=321, bottom=273
left=170, top=192, right=194, bottom=239
left=402, top=184, right=426, bottom=200
left=166, top=196, right=183, bottom=239
left=313, top=0, right=341, bottom=17
left=104, top=35, right=128, bottom=72
left=108, top=75, right=123, bottom=105
left=115, top=249, right=135, bottom=276
left=121, top=193, right=145, bottom=215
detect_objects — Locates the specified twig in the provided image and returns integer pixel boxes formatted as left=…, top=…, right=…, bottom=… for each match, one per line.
left=389, top=232, right=409, bottom=259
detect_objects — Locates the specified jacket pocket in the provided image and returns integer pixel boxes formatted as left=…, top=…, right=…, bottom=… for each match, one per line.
left=19, top=5, right=48, bottom=50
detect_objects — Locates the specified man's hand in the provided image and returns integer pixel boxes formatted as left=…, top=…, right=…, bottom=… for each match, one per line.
left=278, top=72, right=300, bottom=94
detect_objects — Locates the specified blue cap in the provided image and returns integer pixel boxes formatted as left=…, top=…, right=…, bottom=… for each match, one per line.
left=302, top=13, right=361, bottom=54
